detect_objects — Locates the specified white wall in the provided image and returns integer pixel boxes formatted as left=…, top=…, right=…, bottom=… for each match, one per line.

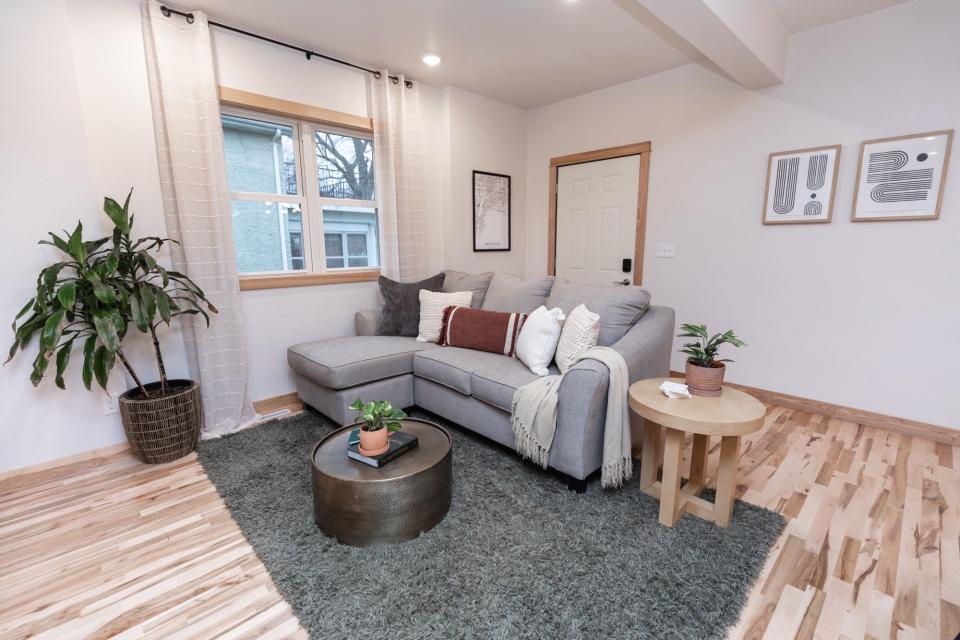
left=525, top=0, right=959, bottom=427
left=442, top=88, right=527, bottom=276
left=0, top=0, right=172, bottom=473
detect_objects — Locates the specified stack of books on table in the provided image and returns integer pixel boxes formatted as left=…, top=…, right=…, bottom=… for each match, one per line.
left=347, top=429, right=419, bottom=468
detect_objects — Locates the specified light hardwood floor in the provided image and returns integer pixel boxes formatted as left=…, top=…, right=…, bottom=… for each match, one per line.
left=0, top=405, right=957, bottom=639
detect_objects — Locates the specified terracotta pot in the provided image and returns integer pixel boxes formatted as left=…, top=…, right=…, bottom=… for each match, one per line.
left=685, top=361, right=725, bottom=397
left=358, top=427, right=389, bottom=455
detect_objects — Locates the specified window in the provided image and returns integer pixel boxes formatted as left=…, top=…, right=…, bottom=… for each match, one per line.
left=220, top=109, right=378, bottom=279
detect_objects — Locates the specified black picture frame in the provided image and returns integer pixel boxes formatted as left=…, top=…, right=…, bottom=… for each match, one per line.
left=472, top=170, right=511, bottom=252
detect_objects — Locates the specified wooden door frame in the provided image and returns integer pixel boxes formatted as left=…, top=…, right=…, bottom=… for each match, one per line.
left=547, top=141, right=651, bottom=285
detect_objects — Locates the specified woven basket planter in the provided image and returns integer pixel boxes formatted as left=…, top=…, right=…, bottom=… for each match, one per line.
left=120, top=379, right=202, bottom=464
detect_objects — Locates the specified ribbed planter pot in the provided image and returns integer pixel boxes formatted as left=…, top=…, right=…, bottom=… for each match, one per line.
left=685, top=361, right=725, bottom=397
left=119, top=379, right=202, bottom=464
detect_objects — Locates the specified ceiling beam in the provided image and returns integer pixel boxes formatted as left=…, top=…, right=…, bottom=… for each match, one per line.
left=632, top=0, right=788, bottom=89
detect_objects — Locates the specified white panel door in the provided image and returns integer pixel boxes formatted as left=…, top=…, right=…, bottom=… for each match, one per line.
left=556, top=155, right=641, bottom=285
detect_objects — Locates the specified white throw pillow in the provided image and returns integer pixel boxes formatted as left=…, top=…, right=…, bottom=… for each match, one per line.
left=516, top=305, right=566, bottom=376
left=417, top=289, right=473, bottom=343
left=555, top=304, right=600, bottom=373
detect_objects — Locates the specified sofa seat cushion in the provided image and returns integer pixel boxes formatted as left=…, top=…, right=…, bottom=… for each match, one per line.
left=481, top=273, right=555, bottom=314
left=288, top=337, right=435, bottom=390
left=413, top=347, right=516, bottom=396
left=472, top=358, right=559, bottom=412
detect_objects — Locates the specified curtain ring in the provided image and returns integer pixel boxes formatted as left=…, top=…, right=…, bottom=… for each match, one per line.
left=186, top=13, right=195, bottom=24
left=373, top=71, right=382, bottom=79
left=161, top=6, right=171, bottom=17
left=404, top=80, right=414, bottom=89
left=391, top=76, right=399, bottom=85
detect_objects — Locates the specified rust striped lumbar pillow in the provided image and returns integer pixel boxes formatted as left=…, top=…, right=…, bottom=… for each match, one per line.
left=437, top=306, right=528, bottom=357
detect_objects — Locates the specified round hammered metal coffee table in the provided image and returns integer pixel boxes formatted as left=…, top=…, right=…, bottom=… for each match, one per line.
left=311, top=418, right=452, bottom=546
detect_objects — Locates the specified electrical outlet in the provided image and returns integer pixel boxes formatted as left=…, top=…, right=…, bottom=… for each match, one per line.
left=102, top=392, right=119, bottom=415
left=655, top=243, right=676, bottom=258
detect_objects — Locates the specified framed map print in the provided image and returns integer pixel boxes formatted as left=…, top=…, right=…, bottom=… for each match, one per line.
left=473, top=170, right=511, bottom=251
left=852, top=130, right=953, bottom=221
left=762, top=144, right=841, bottom=224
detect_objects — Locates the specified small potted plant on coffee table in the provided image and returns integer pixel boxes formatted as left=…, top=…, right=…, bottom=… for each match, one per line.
left=678, top=323, right=746, bottom=397
left=349, top=399, right=407, bottom=456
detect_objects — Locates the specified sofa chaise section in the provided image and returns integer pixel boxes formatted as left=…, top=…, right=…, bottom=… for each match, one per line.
left=287, top=336, right=436, bottom=425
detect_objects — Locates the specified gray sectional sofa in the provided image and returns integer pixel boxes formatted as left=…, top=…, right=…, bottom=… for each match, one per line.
left=288, top=271, right=675, bottom=490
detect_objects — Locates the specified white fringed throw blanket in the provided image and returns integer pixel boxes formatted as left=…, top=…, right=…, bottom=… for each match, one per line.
left=511, top=346, right=632, bottom=488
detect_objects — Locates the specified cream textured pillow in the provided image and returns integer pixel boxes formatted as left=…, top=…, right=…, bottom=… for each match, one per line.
left=555, top=304, right=600, bottom=373
left=516, top=306, right=566, bottom=376
left=417, top=290, right=473, bottom=343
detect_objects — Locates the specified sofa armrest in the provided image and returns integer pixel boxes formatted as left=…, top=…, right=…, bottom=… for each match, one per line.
left=610, top=305, right=675, bottom=383
left=551, top=305, right=675, bottom=480
left=355, top=308, right=382, bottom=336
left=553, top=358, right=610, bottom=479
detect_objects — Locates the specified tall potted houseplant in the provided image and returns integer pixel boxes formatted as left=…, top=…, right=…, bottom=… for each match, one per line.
left=7, top=191, right=217, bottom=463
left=678, top=323, right=746, bottom=397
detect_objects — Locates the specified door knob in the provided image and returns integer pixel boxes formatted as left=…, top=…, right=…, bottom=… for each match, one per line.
left=613, top=279, right=630, bottom=285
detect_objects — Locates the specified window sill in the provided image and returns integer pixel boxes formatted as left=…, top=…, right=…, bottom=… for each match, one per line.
left=239, top=269, right=380, bottom=291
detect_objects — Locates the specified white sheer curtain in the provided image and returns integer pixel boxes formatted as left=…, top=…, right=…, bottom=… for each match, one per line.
left=368, top=71, right=429, bottom=282
left=142, top=0, right=257, bottom=437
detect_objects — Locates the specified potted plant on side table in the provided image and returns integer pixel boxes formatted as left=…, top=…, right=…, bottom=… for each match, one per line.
left=7, top=191, right=217, bottom=463
left=349, top=399, right=407, bottom=456
left=678, top=323, right=746, bottom=397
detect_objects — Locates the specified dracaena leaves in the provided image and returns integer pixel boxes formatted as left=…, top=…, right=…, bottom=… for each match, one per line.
left=7, top=190, right=216, bottom=392
left=102, top=193, right=131, bottom=234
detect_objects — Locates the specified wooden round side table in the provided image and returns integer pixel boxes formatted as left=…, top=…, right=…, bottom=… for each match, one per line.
left=628, top=377, right=765, bottom=528
left=311, top=418, right=452, bottom=546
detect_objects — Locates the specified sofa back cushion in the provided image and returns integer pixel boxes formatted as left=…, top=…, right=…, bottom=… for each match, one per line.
left=545, top=280, right=651, bottom=346
left=480, top=273, right=555, bottom=314
left=437, top=306, right=527, bottom=357
left=376, top=273, right=446, bottom=337
left=442, top=270, right=494, bottom=308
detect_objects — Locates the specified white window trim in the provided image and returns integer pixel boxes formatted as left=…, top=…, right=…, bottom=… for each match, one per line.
left=221, top=106, right=379, bottom=280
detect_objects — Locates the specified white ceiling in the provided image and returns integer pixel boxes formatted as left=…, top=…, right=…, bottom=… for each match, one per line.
left=185, top=0, right=911, bottom=109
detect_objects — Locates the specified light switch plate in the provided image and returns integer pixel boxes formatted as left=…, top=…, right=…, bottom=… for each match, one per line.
left=655, top=243, right=675, bottom=258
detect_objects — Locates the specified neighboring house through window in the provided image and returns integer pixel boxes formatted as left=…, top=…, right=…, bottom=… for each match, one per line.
left=220, top=109, right=378, bottom=276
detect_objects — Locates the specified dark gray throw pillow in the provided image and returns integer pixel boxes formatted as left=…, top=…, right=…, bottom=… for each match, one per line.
left=376, top=273, right=446, bottom=337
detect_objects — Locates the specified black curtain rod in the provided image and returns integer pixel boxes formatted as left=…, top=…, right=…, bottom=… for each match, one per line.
left=159, top=5, right=413, bottom=88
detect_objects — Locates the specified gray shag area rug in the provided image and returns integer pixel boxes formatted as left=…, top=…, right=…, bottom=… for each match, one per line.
left=197, top=409, right=784, bottom=640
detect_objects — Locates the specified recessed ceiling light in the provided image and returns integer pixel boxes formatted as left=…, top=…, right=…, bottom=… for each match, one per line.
left=422, top=54, right=442, bottom=66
